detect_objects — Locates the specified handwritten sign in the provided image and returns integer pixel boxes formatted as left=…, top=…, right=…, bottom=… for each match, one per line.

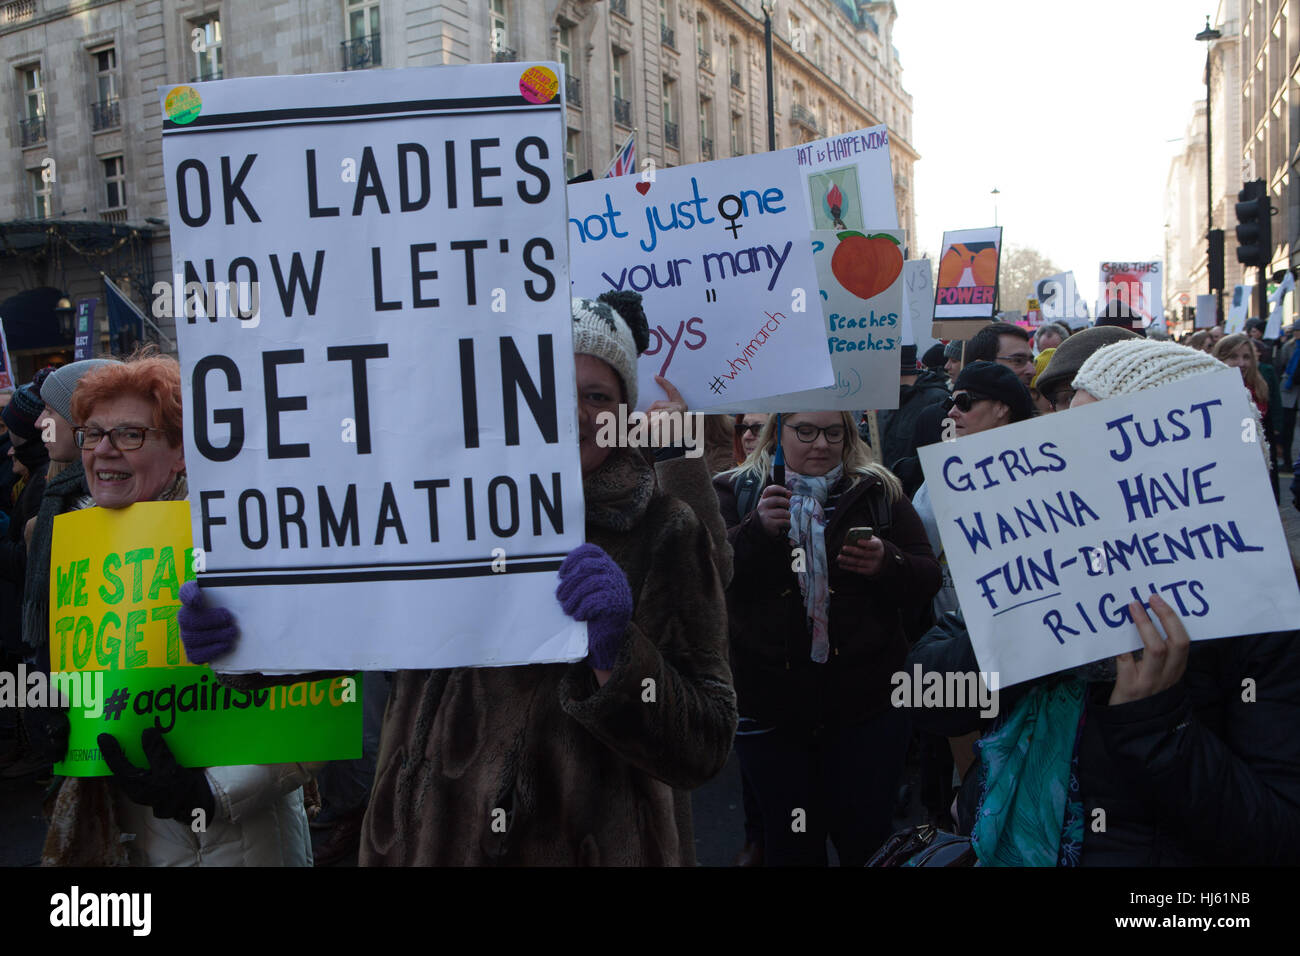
left=1097, top=261, right=1163, bottom=327
left=918, top=369, right=1300, bottom=687
left=902, top=259, right=937, bottom=353
left=1036, top=271, right=1090, bottom=330
left=567, top=151, right=832, bottom=410
left=51, top=502, right=361, bottom=775
left=792, top=124, right=898, bottom=232
left=161, top=65, right=587, bottom=671
left=709, top=230, right=903, bottom=412
left=1226, top=284, right=1252, bottom=333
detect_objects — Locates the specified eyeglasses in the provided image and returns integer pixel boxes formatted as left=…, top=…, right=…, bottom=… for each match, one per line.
left=735, top=422, right=764, bottom=437
left=944, top=392, right=989, bottom=414
left=73, top=426, right=165, bottom=451
left=997, top=353, right=1034, bottom=368
left=785, top=422, right=846, bottom=444
left=1047, top=387, right=1076, bottom=411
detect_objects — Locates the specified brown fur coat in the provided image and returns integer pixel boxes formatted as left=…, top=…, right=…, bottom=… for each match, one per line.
left=360, top=448, right=736, bottom=865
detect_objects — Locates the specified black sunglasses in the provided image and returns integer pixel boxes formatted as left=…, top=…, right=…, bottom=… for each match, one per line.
left=944, top=392, right=989, bottom=414
left=734, top=422, right=764, bottom=437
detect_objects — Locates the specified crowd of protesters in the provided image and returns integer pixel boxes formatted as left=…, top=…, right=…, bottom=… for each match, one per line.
left=1, top=292, right=1298, bottom=867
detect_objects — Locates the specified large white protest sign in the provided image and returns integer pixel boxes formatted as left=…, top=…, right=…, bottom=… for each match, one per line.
left=709, top=230, right=904, bottom=412
left=903, top=259, right=938, bottom=354
left=1226, top=284, right=1252, bottom=333
left=566, top=151, right=832, bottom=411
left=919, top=368, right=1300, bottom=688
left=160, top=65, right=587, bottom=671
left=1195, top=294, right=1216, bottom=329
left=1035, top=271, right=1089, bottom=330
left=1097, top=261, right=1163, bottom=327
left=791, top=125, right=898, bottom=232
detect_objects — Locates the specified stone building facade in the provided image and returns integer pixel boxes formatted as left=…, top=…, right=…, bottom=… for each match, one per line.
left=2, top=0, right=916, bottom=367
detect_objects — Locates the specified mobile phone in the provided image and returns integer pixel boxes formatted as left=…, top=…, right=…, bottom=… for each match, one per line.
left=845, top=527, right=874, bottom=548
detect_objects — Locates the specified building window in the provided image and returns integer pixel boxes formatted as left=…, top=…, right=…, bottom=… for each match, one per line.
left=663, top=75, right=678, bottom=147
left=19, top=65, right=45, bottom=146
left=699, top=95, right=714, bottom=160
left=343, top=0, right=382, bottom=70
left=191, top=17, right=223, bottom=82
left=612, top=51, right=631, bottom=126
left=659, top=0, right=675, bottom=47
left=103, top=156, right=127, bottom=209
left=730, top=111, right=744, bottom=156
left=565, top=128, right=580, bottom=180
left=697, top=12, right=711, bottom=70
left=813, top=34, right=824, bottom=71
left=559, top=22, right=580, bottom=104
left=728, top=36, right=741, bottom=88
left=30, top=169, right=51, bottom=219
left=91, top=48, right=120, bottom=130
left=788, top=13, right=804, bottom=53
left=490, top=0, right=514, bottom=61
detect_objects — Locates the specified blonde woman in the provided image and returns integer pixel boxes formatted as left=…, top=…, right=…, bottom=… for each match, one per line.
left=1214, top=332, right=1269, bottom=419
left=713, top=411, right=940, bottom=865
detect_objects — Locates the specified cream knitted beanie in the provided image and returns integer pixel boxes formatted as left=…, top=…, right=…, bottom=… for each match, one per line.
left=1071, top=339, right=1227, bottom=400
left=571, top=291, right=649, bottom=408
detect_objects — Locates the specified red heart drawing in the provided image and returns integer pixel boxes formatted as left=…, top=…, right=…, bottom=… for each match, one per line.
left=635, top=181, right=651, bottom=196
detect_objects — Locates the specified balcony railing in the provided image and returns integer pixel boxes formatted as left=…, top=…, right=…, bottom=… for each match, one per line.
left=341, top=34, right=382, bottom=71
left=90, top=98, right=120, bottom=131
left=661, top=25, right=675, bottom=48
left=701, top=137, right=714, bottom=161
left=493, top=46, right=517, bottom=62
left=791, top=103, right=820, bottom=134
left=731, top=69, right=742, bottom=89
left=664, top=121, right=679, bottom=148
left=566, top=73, right=582, bottom=107
left=614, top=96, right=632, bottom=127
left=2, top=0, right=36, bottom=25
left=190, top=68, right=224, bottom=83
left=19, top=114, right=45, bottom=147
left=698, top=49, right=712, bottom=72
left=100, top=208, right=127, bottom=223
left=609, top=0, right=628, bottom=18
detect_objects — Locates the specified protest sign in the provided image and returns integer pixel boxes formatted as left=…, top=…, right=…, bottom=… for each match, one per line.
left=1036, top=271, right=1090, bottom=330
left=1195, top=294, right=1216, bottom=329
left=567, top=151, right=832, bottom=411
left=0, top=316, right=14, bottom=390
left=932, top=226, right=1002, bottom=337
left=74, top=298, right=98, bottom=360
left=160, top=65, right=588, bottom=671
left=51, top=502, right=361, bottom=775
left=708, top=230, right=903, bottom=412
left=903, top=259, right=938, bottom=354
left=918, top=368, right=1300, bottom=688
left=1226, top=284, right=1252, bottom=333
left=1097, top=261, right=1162, bottom=327
left=791, top=125, right=897, bottom=232
left=1266, top=272, right=1294, bottom=339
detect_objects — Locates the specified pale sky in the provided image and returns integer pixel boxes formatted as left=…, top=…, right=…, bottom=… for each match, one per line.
left=893, top=0, right=1209, bottom=292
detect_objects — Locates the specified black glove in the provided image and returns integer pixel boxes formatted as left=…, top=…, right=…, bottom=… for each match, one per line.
left=98, top=728, right=217, bottom=824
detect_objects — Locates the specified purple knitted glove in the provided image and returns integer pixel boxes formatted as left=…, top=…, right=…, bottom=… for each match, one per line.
left=177, top=580, right=239, bottom=664
left=556, top=543, right=633, bottom=671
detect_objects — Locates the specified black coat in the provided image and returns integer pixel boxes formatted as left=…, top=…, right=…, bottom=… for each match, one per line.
left=715, top=470, right=940, bottom=729
left=877, top=370, right=951, bottom=470
left=907, top=612, right=1300, bottom=865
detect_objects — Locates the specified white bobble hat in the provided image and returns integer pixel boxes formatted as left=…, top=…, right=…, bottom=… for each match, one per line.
left=1071, top=339, right=1227, bottom=400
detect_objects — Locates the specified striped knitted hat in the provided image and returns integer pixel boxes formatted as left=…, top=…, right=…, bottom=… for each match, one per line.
left=1071, top=339, right=1226, bottom=400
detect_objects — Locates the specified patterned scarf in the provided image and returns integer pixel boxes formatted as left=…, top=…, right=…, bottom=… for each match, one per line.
left=970, top=678, right=1086, bottom=867
left=785, top=464, right=842, bottom=664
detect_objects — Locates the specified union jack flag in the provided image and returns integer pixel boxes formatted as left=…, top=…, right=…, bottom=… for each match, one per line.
left=604, top=133, right=636, bottom=178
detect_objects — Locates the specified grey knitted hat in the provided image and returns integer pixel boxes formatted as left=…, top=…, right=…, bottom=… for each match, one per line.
left=39, top=358, right=119, bottom=421
left=572, top=291, right=650, bottom=408
left=1072, top=339, right=1226, bottom=400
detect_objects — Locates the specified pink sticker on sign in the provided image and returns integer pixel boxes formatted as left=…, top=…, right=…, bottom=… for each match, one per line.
left=519, top=66, right=559, bottom=105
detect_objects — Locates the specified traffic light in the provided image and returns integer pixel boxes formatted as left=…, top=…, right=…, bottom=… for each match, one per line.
left=1235, top=179, right=1272, bottom=268
left=1208, top=228, right=1224, bottom=290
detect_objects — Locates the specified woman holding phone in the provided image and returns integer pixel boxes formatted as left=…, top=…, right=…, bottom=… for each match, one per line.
left=713, top=411, right=940, bottom=865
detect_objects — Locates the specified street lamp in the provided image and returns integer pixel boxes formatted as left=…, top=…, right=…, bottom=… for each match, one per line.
left=991, top=187, right=1000, bottom=226
left=1196, top=15, right=1222, bottom=321
left=761, top=0, right=775, bottom=151
left=53, top=296, right=74, bottom=339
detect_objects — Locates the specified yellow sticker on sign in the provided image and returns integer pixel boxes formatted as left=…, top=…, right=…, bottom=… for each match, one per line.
left=165, top=85, right=202, bottom=125
left=50, top=501, right=197, bottom=672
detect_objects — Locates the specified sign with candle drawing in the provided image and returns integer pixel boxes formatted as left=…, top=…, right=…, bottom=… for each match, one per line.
left=792, top=124, right=898, bottom=233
